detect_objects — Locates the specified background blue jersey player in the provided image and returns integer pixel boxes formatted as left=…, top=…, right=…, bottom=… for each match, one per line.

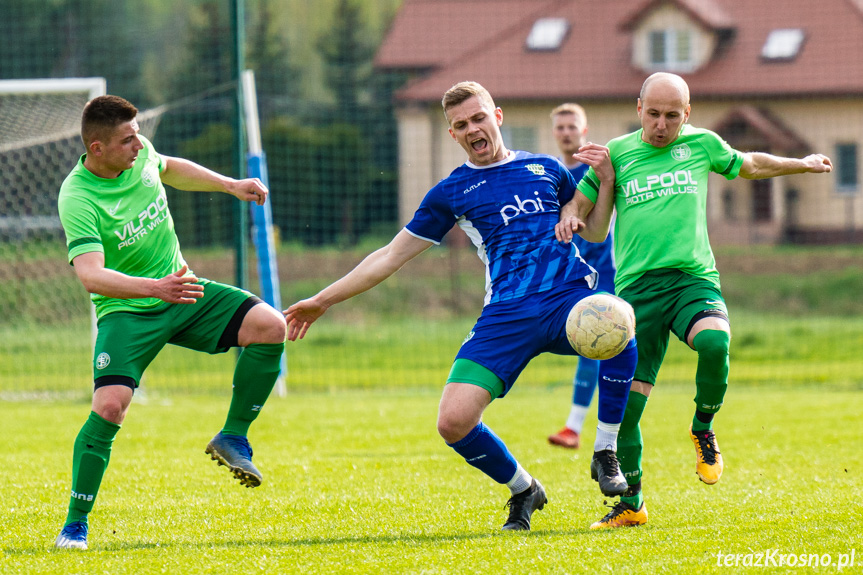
left=284, top=82, right=637, bottom=532
left=547, top=103, right=617, bottom=450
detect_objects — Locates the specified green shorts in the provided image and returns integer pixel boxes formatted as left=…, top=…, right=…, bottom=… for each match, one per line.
left=619, top=269, right=729, bottom=386
left=92, top=279, right=255, bottom=386
left=447, top=358, right=505, bottom=399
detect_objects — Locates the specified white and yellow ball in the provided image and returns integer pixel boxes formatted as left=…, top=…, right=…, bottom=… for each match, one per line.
left=566, top=293, right=635, bottom=360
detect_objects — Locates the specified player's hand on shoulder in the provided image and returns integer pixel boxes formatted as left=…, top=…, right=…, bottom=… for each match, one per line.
left=229, top=178, right=269, bottom=205
left=803, top=154, right=833, bottom=173
left=283, top=298, right=328, bottom=341
left=153, top=265, right=204, bottom=304
left=555, top=215, right=585, bottom=244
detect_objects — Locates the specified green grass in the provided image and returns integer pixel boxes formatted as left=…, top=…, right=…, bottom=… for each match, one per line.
left=3, top=310, right=863, bottom=398
left=3, top=242, right=863, bottom=396
left=2, top=384, right=861, bottom=573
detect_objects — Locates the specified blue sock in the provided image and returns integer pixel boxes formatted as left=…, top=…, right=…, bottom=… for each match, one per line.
left=447, top=423, right=518, bottom=484
left=573, top=358, right=599, bottom=406
left=596, top=337, right=637, bottom=425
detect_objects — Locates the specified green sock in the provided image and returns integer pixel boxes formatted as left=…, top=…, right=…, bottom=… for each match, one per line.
left=621, top=489, right=643, bottom=509
left=65, top=411, right=121, bottom=525
left=691, top=330, right=730, bottom=432
left=222, top=342, right=284, bottom=436
left=617, top=391, right=648, bottom=502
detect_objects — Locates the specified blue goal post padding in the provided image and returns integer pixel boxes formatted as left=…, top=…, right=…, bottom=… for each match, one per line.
left=247, top=150, right=288, bottom=379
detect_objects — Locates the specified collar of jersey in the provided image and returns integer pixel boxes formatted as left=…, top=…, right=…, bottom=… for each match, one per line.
left=466, top=150, right=516, bottom=170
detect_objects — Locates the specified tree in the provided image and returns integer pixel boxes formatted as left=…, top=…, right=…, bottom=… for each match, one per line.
left=246, top=0, right=302, bottom=119
left=316, top=0, right=376, bottom=121
left=167, top=1, right=233, bottom=101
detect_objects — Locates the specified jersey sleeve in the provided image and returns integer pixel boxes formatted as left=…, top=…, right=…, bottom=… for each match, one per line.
left=576, top=166, right=600, bottom=204
left=404, top=184, right=456, bottom=245
left=555, top=159, right=578, bottom=205
left=58, top=193, right=103, bottom=264
left=702, top=130, right=744, bottom=180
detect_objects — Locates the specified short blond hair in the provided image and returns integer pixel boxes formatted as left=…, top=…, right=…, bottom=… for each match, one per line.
left=550, top=102, right=586, bottom=122
left=441, top=81, right=496, bottom=120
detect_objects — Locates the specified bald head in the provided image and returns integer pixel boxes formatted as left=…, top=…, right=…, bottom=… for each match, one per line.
left=637, top=73, right=691, bottom=147
left=639, top=72, right=690, bottom=105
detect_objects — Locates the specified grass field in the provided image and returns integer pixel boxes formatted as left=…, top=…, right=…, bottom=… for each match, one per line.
left=3, top=310, right=863, bottom=399
left=2, top=243, right=861, bottom=572
left=3, top=383, right=862, bottom=574
left=3, top=242, right=863, bottom=396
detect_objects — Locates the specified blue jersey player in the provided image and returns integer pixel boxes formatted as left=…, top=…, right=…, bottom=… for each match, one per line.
left=547, top=103, right=617, bottom=450
left=284, top=82, right=636, bottom=532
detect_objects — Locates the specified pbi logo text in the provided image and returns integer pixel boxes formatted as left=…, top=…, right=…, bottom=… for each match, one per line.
left=623, top=170, right=698, bottom=206
left=500, top=192, right=545, bottom=226
left=114, top=194, right=169, bottom=250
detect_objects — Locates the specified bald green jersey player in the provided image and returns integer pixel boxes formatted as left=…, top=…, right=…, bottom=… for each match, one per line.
left=54, top=95, right=287, bottom=550
left=558, top=72, right=833, bottom=529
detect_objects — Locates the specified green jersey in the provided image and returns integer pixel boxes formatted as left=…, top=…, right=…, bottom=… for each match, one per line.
left=578, top=124, right=744, bottom=293
left=58, top=135, right=187, bottom=318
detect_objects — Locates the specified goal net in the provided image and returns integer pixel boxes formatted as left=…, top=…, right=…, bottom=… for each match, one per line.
left=0, top=78, right=169, bottom=399
left=0, top=78, right=163, bottom=244
left=0, top=77, right=284, bottom=400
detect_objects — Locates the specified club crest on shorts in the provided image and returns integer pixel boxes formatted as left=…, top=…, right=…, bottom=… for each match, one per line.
left=96, top=352, right=111, bottom=370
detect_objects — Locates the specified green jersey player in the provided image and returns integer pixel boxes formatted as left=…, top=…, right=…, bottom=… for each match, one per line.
left=558, top=72, right=833, bottom=529
left=54, top=95, right=287, bottom=550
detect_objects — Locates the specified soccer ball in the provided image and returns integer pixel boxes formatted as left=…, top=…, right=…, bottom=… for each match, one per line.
left=566, top=293, right=635, bottom=360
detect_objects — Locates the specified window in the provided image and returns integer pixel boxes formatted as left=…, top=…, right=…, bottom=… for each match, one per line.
left=649, top=30, right=666, bottom=65
left=836, top=143, right=859, bottom=194
left=501, top=126, right=537, bottom=152
left=648, top=28, right=692, bottom=70
left=722, top=188, right=735, bottom=221
left=526, top=18, right=569, bottom=51
left=762, top=29, right=805, bottom=61
left=751, top=179, right=772, bottom=222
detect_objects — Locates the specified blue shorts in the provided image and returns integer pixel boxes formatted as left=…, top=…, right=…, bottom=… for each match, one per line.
left=454, top=278, right=598, bottom=397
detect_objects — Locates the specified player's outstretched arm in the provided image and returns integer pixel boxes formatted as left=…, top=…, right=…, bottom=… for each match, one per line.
left=160, top=156, right=268, bottom=206
left=284, top=230, right=433, bottom=341
left=739, top=152, right=833, bottom=179
left=72, top=252, right=204, bottom=303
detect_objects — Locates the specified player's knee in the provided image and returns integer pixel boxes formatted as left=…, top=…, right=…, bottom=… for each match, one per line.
left=692, top=329, right=730, bottom=360
left=263, top=315, right=287, bottom=343
left=259, top=306, right=287, bottom=343
left=92, top=381, right=133, bottom=423
left=93, top=396, right=129, bottom=423
left=437, top=411, right=472, bottom=444
left=241, top=304, right=287, bottom=345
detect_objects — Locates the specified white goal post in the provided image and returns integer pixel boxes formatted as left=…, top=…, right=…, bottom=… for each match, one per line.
left=242, top=69, right=288, bottom=397
left=0, top=77, right=106, bottom=152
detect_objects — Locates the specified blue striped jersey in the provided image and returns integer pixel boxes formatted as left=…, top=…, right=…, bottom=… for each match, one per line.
left=405, top=151, right=596, bottom=306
